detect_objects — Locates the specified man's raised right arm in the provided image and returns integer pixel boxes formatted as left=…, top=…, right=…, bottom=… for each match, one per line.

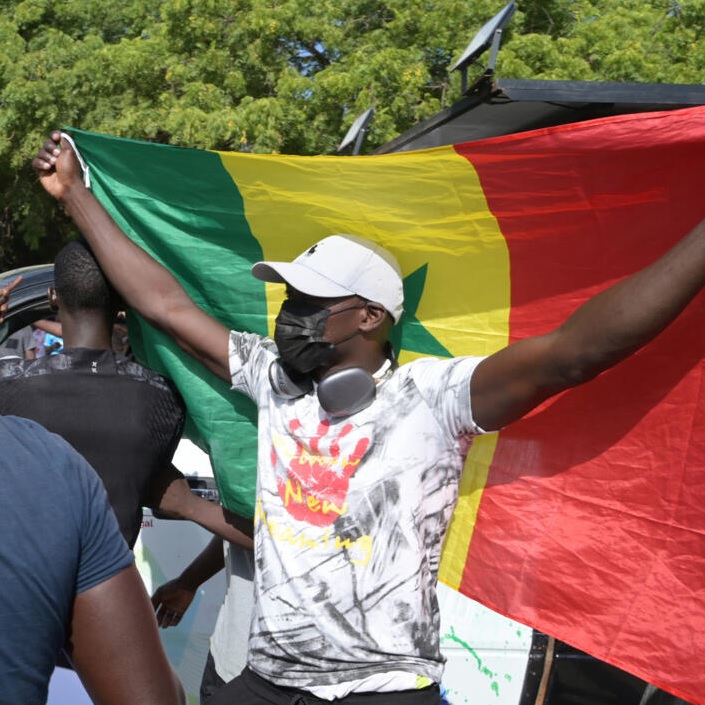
left=33, top=132, right=231, bottom=382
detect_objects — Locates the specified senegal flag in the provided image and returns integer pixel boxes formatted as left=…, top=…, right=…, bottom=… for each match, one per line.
left=70, top=105, right=705, bottom=704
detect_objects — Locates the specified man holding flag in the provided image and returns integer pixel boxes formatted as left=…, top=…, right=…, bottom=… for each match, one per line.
left=33, top=131, right=705, bottom=705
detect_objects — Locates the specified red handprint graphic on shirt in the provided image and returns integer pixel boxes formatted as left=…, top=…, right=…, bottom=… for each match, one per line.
left=273, top=419, right=370, bottom=527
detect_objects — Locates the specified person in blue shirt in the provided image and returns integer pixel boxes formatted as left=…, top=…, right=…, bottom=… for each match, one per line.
left=0, top=414, right=185, bottom=705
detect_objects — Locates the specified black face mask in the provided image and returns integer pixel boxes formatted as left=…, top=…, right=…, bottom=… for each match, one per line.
left=274, top=299, right=361, bottom=375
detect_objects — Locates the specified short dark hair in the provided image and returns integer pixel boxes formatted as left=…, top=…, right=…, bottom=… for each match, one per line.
left=54, top=240, right=116, bottom=311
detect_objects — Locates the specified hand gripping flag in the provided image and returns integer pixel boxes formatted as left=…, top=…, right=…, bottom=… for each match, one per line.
left=70, top=105, right=705, bottom=703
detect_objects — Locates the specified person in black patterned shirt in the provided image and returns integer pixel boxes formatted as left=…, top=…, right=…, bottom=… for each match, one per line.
left=0, top=241, right=252, bottom=557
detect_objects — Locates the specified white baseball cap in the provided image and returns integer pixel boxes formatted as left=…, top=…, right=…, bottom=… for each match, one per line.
left=251, top=234, right=404, bottom=323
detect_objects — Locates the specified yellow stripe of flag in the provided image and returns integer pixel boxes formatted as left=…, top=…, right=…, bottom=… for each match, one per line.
left=217, top=145, right=509, bottom=588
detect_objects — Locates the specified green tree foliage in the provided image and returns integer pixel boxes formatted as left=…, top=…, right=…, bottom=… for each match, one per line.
left=1, top=0, right=704, bottom=266
left=502, top=0, right=705, bottom=82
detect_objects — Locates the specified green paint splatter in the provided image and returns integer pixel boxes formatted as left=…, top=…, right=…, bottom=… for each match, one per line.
left=442, top=626, right=510, bottom=698
left=443, top=626, right=481, bottom=669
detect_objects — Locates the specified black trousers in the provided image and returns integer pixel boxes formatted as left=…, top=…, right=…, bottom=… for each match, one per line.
left=201, top=651, right=228, bottom=704
left=206, top=666, right=442, bottom=705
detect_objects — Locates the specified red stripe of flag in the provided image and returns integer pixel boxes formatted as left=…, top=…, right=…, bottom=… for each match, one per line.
left=453, top=106, right=705, bottom=703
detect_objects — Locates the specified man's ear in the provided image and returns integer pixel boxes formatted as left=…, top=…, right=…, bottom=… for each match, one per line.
left=47, top=286, right=58, bottom=311
left=359, top=303, right=388, bottom=333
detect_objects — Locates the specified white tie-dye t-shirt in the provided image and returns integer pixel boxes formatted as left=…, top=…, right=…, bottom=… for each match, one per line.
left=228, top=331, right=486, bottom=690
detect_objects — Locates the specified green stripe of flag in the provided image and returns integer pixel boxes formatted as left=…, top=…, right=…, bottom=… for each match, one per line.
left=70, top=128, right=263, bottom=516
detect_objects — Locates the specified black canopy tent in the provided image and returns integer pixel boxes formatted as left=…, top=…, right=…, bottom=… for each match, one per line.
left=374, top=77, right=705, bottom=153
